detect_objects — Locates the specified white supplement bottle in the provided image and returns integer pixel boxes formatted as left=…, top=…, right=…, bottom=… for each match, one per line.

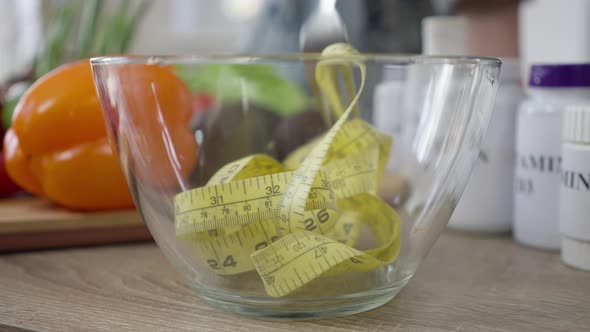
left=450, top=60, right=524, bottom=232
left=419, top=16, right=526, bottom=232
left=514, top=64, right=590, bottom=250
left=374, top=66, right=406, bottom=171
left=519, top=0, right=590, bottom=88
left=560, top=107, right=590, bottom=270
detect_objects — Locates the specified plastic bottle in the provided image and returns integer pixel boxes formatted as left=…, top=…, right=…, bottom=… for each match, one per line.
left=450, top=60, right=524, bottom=232
left=519, top=0, right=590, bottom=88
left=514, top=64, right=590, bottom=249
left=421, top=16, right=467, bottom=55
left=373, top=67, right=406, bottom=171
left=560, top=106, right=590, bottom=270
left=418, top=16, right=525, bottom=232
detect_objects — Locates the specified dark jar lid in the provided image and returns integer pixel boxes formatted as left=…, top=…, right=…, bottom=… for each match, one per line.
left=529, top=64, right=590, bottom=88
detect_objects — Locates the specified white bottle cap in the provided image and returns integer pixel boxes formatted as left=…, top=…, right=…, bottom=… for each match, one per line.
left=498, top=58, right=522, bottom=84
left=563, top=106, right=590, bottom=143
left=562, top=237, right=590, bottom=271
left=421, top=16, right=467, bottom=55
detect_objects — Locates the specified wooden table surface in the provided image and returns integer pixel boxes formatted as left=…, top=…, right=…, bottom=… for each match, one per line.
left=1, top=231, right=588, bottom=332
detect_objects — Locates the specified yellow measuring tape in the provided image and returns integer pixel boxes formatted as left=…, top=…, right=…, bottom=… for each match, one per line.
left=174, top=43, right=401, bottom=297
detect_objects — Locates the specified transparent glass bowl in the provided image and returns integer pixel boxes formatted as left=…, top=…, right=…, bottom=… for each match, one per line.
left=91, top=53, right=501, bottom=319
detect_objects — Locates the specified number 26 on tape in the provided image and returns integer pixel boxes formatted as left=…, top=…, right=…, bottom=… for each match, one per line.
left=304, top=209, right=330, bottom=231
left=207, top=255, right=237, bottom=269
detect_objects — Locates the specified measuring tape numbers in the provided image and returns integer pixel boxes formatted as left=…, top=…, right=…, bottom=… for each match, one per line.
left=174, top=43, right=402, bottom=297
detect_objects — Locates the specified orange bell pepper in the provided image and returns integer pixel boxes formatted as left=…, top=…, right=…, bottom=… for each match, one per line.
left=95, top=62, right=197, bottom=190
left=3, top=60, right=197, bottom=210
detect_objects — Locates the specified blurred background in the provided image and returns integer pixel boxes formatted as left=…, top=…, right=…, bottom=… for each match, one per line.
left=0, top=0, right=520, bottom=84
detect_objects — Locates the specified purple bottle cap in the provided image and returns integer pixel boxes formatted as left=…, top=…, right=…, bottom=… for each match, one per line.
left=529, top=64, right=590, bottom=87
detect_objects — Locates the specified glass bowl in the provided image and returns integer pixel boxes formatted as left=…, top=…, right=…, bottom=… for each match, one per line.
left=90, top=50, right=501, bottom=319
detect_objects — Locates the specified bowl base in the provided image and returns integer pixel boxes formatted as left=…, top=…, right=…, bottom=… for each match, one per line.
left=195, top=285, right=404, bottom=320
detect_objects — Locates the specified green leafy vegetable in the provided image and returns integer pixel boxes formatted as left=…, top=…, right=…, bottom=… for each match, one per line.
left=36, top=0, right=152, bottom=78
left=177, top=64, right=311, bottom=117
left=2, top=96, right=20, bottom=131
left=76, top=0, right=103, bottom=59
left=35, top=4, right=76, bottom=78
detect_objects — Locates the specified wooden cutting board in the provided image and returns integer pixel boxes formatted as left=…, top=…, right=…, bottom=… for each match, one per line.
left=0, top=196, right=152, bottom=252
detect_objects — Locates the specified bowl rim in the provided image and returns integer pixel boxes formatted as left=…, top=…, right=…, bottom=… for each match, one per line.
left=89, top=53, right=502, bottom=67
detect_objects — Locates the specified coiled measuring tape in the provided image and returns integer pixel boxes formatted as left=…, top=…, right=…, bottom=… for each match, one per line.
left=174, top=43, right=401, bottom=297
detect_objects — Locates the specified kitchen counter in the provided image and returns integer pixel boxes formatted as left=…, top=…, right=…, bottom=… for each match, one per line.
left=1, top=231, right=588, bottom=331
